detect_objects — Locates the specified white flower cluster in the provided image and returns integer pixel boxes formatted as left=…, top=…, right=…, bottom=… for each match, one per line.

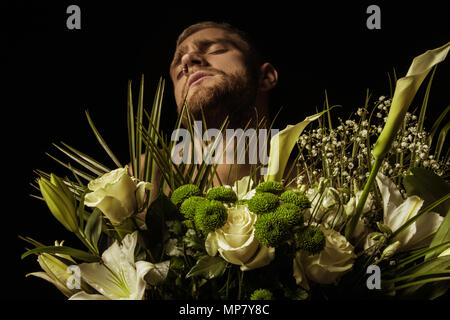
left=296, top=96, right=448, bottom=192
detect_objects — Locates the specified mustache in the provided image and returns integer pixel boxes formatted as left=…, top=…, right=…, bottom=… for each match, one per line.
left=181, top=67, right=226, bottom=96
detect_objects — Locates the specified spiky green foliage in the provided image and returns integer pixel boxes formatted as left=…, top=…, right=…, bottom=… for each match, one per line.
left=194, top=200, right=228, bottom=233
left=247, top=192, right=280, bottom=215
left=295, top=225, right=326, bottom=255
left=180, top=196, right=208, bottom=220
left=255, top=181, right=285, bottom=195
left=250, top=288, right=273, bottom=300
left=206, top=186, right=238, bottom=203
left=171, top=184, right=201, bottom=207
left=280, top=190, right=311, bottom=210
left=254, top=212, right=289, bottom=247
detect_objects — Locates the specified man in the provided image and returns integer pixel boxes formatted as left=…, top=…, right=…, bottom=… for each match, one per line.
left=167, top=21, right=279, bottom=186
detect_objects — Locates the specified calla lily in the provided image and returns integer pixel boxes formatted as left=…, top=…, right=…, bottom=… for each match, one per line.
left=69, top=231, right=155, bottom=300
left=346, top=42, right=450, bottom=239
left=373, top=42, right=450, bottom=159
left=264, top=112, right=324, bottom=182
left=364, top=173, right=443, bottom=252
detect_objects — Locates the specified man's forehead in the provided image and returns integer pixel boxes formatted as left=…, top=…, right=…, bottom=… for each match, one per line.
left=174, top=28, right=243, bottom=55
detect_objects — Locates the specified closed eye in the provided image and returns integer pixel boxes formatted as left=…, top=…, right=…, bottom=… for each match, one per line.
left=209, top=48, right=228, bottom=55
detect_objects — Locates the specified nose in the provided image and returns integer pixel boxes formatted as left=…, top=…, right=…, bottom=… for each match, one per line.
left=181, top=51, right=207, bottom=75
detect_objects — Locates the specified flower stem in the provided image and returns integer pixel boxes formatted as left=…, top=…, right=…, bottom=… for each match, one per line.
left=237, top=268, right=244, bottom=300
left=345, top=157, right=383, bottom=240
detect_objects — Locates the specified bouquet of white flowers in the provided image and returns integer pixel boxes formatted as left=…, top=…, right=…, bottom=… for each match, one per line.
left=21, top=42, right=450, bottom=300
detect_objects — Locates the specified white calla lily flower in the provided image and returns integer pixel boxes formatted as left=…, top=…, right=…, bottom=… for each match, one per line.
left=69, top=231, right=155, bottom=300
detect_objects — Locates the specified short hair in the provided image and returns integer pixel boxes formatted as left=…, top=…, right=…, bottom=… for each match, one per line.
left=175, top=21, right=264, bottom=75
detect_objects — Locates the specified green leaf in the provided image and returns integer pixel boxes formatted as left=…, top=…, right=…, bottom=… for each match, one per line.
left=435, top=121, right=450, bottom=162
left=145, top=260, right=170, bottom=285
left=394, top=256, right=450, bottom=298
left=429, top=104, right=450, bottom=146
left=84, top=208, right=103, bottom=254
left=21, top=245, right=100, bottom=262
left=186, top=255, right=227, bottom=279
left=85, top=110, right=122, bottom=168
left=53, top=142, right=111, bottom=175
left=144, top=194, right=178, bottom=257
left=403, top=167, right=450, bottom=216
left=427, top=210, right=450, bottom=260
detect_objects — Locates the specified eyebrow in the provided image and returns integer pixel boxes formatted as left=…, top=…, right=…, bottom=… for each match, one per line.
left=170, top=38, right=238, bottom=70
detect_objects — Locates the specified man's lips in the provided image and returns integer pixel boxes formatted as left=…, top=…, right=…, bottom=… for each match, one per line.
left=188, top=71, right=213, bottom=87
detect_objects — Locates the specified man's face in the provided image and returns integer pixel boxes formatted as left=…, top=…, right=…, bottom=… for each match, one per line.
left=170, top=28, right=258, bottom=123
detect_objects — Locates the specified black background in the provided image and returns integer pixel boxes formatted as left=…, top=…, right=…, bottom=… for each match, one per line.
left=4, top=1, right=449, bottom=301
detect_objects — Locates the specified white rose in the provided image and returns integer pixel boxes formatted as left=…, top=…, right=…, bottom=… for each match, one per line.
left=293, top=227, right=356, bottom=289
left=205, top=205, right=275, bottom=271
left=84, top=167, right=152, bottom=225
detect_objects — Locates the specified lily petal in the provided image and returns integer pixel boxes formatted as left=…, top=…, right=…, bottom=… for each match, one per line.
left=69, top=291, right=110, bottom=300
left=376, top=173, right=404, bottom=219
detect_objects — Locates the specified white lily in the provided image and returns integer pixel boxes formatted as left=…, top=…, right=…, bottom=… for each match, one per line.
left=69, top=231, right=155, bottom=300
left=364, top=173, right=443, bottom=252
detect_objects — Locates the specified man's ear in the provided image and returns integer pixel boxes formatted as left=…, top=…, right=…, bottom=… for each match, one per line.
left=258, top=62, right=278, bottom=92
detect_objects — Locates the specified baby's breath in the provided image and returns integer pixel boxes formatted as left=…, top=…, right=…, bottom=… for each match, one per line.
left=296, top=96, right=448, bottom=194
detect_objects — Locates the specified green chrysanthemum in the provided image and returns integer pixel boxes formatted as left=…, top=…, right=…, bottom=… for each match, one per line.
left=280, top=190, right=311, bottom=210
left=274, top=203, right=303, bottom=227
left=235, top=199, right=249, bottom=206
left=170, top=184, right=202, bottom=207
left=254, top=212, right=289, bottom=247
left=194, top=200, right=228, bottom=233
left=250, top=288, right=273, bottom=300
left=206, top=186, right=238, bottom=203
left=180, top=196, right=208, bottom=220
left=255, top=181, right=285, bottom=195
left=247, top=192, right=280, bottom=215
left=295, top=225, right=326, bottom=255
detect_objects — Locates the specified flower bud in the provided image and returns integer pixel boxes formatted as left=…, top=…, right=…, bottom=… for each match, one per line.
left=380, top=241, right=401, bottom=261
left=27, top=253, right=85, bottom=298
left=377, top=222, right=393, bottom=235
left=38, top=174, right=78, bottom=232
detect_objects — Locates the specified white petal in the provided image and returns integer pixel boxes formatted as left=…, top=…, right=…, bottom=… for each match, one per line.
left=141, top=260, right=169, bottom=286
left=86, top=194, right=131, bottom=225
left=133, top=261, right=157, bottom=299
left=376, top=173, right=404, bottom=219
left=240, top=245, right=275, bottom=271
left=120, top=231, right=139, bottom=266
left=78, top=262, right=133, bottom=300
left=293, top=252, right=310, bottom=290
left=232, top=176, right=254, bottom=200
left=136, top=181, right=153, bottom=209
left=69, top=291, right=110, bottom=300
left=389, top=196, right=423, bottom=232
left=205, top=232, right=219, bottom=256
left=401, top=211, right=443, bottom=250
